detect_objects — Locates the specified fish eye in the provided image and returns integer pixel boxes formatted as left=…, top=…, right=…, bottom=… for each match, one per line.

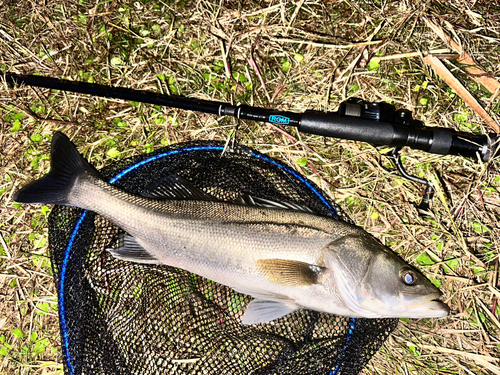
left=400, top=269, right=417, bottom=285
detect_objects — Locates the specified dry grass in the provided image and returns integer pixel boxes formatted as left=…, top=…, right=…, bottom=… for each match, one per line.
left=1, top=0, right=500, bottom=374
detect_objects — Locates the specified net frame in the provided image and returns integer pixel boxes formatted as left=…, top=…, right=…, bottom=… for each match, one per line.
left=48, top=141, right=398, bottom=375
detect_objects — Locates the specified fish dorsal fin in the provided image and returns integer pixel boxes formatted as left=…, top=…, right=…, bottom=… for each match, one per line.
left=142, top=175, right=314, bottom=214
left=107, top=234, right=159, bottom=264
left=141, top=175, right=219, bottom=201
left=233, top=195, right=314, bottom=213
left=242, top=299, right=299, bottom=325
left=255, top=259, right=327, bottom=286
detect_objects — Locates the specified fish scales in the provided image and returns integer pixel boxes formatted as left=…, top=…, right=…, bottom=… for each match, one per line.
left=14, top=132, right=450, bottom=324
left=73, top=172, right=336, bottom=280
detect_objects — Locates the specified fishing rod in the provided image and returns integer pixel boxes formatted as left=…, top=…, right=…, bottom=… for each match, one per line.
left=3, top=73, right=499, bottom=209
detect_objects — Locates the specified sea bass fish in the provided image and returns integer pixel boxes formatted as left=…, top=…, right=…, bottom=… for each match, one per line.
left=14, top=132, right=449, bottom=324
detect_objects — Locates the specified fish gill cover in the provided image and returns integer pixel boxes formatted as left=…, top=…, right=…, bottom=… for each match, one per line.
left=48, top=140, right=398, bottom=375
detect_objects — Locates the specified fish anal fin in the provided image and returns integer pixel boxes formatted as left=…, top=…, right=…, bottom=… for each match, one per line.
left=256, top=259, right=326, bottom=286
left=242, top=299, right=299, bottom=324
left=107, top=234, right=159, bottom=265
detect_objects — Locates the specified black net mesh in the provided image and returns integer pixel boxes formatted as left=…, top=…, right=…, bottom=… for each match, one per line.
left=48, top=141, right=398, bottom=375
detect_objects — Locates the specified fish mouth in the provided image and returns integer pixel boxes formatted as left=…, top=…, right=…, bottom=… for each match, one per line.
left=423, top=298, right=449, bottom=317
left=404, top=293, right=449, bottom=318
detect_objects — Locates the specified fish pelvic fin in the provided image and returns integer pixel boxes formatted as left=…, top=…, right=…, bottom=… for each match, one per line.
left=232, top=286, right=301, bottom=324
left=242, top=298, right=299, bottom=324
left=13, top=132, right=100, bottom=205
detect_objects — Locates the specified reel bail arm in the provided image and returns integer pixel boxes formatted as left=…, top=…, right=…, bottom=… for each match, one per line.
left=388, top=147, right=435, bottom=213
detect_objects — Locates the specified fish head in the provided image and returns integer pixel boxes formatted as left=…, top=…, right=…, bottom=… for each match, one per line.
left=324, top=233, right=449, bottom=319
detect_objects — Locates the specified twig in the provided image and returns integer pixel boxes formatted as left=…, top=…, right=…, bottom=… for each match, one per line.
left=268, top=37, right=382, bottom=49
left=423, top=55, right=500, bottom=133
left=219, top=38, right=245, bottom=91
left=241, top=4, right=281, bottom=18
left=418, top=344, right=500, bottom=374
left=475, top=296, right=500, bottom=332
left=477, top=186, right=495, bottom=226
left=287, top=0, right=305, bottom=28
left=270, top=84, right=286, bottom=105
left=424, top=17, right=500, bottom=95
left=2, top=94, right=76, bottom=126
left=24, top=107, right=77, bottom=125
left=378, top=48, right=451, bottom=61
left=248, top=35, right=271, bottom=102
left=248, top=56, right=270, bottom=101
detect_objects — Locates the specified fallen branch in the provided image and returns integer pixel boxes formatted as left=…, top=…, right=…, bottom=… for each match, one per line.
left=423, top=17, right=500, bottom=94
left=423, top=54, right=500, bottom=133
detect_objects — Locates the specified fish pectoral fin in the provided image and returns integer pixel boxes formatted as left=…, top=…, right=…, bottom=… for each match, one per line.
left=256, top=259, right=327, bottom=286
left=242, top=299, right=299, bottom=325
left=141, top=175, right=218, bottom=201
left=106, top=234, right=159, bottom=264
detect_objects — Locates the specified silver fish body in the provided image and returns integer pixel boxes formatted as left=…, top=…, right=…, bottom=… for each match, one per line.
left=14, top=133, right=449, bottom=324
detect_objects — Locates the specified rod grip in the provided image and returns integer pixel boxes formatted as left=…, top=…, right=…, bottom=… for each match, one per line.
left=299, top=111, right=498, bottom=161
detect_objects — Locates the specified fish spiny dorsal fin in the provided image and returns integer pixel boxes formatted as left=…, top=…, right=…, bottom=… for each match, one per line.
left=233, top=195, right=314, bottom=213
left=142, top=175, right=315, bottom=214
left=255, top=259, right=327, bottom=286
left=141, top=175, right=219, bottom=201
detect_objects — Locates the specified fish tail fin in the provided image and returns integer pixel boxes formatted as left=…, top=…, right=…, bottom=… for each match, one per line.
left=13, top=132, right=99, bottom=205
